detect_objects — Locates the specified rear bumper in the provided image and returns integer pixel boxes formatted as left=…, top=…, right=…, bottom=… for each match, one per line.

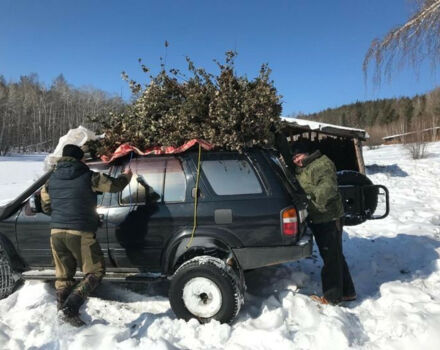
left=232, top=233, right=313, bottom=270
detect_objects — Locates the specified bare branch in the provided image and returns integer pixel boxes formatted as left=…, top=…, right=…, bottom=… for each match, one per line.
left=364, top=0, right=440, bottom=85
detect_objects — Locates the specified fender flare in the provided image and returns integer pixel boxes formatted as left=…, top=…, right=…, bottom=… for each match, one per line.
left=162, top=228, right=243, bottom=275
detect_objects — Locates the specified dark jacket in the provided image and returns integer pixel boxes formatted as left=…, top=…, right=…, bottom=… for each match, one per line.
left=295, top=151, right=344, bottom=224
left=41, top=157, right=131, bottom=232
left=46, top=158, right=98, bottom=232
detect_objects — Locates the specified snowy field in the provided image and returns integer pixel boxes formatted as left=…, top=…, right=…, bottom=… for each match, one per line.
left=1, top=143, right=440, bottom=349
left=0, top=154, right=47, bottom=206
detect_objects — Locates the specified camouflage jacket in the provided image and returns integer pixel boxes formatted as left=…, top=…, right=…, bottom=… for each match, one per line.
left=295, top=151, right=344, bottom=224
left=40, top=157, right=131, bottom=215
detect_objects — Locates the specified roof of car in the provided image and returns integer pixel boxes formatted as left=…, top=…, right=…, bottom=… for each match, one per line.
left=86, top=147, right=275, bottom=166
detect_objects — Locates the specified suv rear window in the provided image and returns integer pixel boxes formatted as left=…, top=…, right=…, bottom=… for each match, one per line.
left=120, top=157, right=186, bottom=204
left=201, top=159, right=263, bottom=195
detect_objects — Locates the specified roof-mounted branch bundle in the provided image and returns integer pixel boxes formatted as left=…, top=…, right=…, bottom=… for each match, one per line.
left=88, top=51, right=283, bottom=157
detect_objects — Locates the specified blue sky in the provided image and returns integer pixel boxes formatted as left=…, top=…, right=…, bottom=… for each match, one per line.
left=1, top=0, right=439, bottom=115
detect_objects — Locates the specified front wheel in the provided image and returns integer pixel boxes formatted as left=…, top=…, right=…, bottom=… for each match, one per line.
left=169, top=256, right=243, bottom=324
left=0, top=243, right=17, bottom=299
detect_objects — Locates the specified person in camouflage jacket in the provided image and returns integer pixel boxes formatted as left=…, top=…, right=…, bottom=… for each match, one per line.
left=293, top=142, right=356, bottom=305
left=40, top=144, right=132, bottom=326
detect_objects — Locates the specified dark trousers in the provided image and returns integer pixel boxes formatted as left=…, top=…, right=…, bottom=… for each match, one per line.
left=309, top=219, right=355, bottom=303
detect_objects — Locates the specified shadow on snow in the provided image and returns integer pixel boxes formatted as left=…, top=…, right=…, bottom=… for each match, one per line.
left=243, top=233, right=440, bottom=308
left=366, top=164, right=409, bottom=177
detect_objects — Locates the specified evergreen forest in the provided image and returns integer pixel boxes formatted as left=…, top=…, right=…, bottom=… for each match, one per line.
left=302, top=88, right=440, bottom=145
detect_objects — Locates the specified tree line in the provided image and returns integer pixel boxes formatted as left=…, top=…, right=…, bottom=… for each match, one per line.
left=0, top=74, right=124, bottom=155
left=302, top=87, right=440, bottom=145
left=1, top=72, right=439, bottom=154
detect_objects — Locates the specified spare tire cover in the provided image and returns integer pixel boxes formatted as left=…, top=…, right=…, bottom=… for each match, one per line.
left=337, top=170, right=378, bottom=226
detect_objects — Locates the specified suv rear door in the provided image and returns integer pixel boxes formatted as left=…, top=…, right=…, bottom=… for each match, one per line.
left=192, top=151, right=287, bottom=247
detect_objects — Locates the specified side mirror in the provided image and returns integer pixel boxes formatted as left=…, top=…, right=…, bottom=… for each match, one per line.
left=29, top=193, right=42, bottom=213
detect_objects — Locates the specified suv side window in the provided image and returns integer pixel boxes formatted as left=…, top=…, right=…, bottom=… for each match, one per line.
left=201, top=159, right=263, bottom=195
left=120, top=157, right=186, bottom=204
left=164, top=158, right=186, bottom=202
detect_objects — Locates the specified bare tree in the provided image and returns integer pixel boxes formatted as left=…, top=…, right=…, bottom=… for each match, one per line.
left=425, top=87, right=440, bottom=140
left=0, top=74, right=125, bottom=155
left=364, top=0, right=440, bottom=84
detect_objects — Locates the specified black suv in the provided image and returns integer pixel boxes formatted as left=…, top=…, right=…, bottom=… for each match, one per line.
left=0, top=148, right=388, bottom=323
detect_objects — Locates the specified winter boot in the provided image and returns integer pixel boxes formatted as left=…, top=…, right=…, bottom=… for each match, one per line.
left=56, top=288, right=72, bottom=311
left=60, top=292, right=86, bottom=327
left=310, top=295, right=341, bottom=305
left=62, top=292, right=85, bottom=317
left=72, top=273, right=102, bottom=299
left=342, top=294, right=357, bottom=302
left=59, top=274, right=102, bottom=327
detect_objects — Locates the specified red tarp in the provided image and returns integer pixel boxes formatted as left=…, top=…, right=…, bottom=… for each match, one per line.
left=101, top=139, right=214, bottom=163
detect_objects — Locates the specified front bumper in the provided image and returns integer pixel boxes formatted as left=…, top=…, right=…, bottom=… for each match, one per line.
left=232, top=232, right=313, bottom=270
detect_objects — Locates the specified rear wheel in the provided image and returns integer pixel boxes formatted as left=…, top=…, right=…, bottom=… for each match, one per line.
left=0, top=243, right=16, bottom=299
left=169, top=256, right=243, bottom=324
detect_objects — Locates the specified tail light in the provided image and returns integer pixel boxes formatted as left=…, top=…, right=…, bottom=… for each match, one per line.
left=282, top=208, right=298, bottom=236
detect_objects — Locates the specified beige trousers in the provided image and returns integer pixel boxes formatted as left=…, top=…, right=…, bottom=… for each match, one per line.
left=50, top=229, right=105, bottom=290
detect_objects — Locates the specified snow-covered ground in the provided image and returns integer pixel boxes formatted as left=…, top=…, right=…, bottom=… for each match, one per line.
left=1, top=143, right=440, bottom=349
left=0, top=154, right=46, bottom=206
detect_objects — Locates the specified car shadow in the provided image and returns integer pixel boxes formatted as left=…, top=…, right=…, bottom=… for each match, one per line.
left=42, top=277, right=170, bottom=303
left=92, top=279, right=170, bottom=302
left=243, top=233, right=440, bottom=312
left=366, top=164, right=409, bottom=177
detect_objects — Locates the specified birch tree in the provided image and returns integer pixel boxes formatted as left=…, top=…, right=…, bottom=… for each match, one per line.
left=364, top=0, right=440, bottom=84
